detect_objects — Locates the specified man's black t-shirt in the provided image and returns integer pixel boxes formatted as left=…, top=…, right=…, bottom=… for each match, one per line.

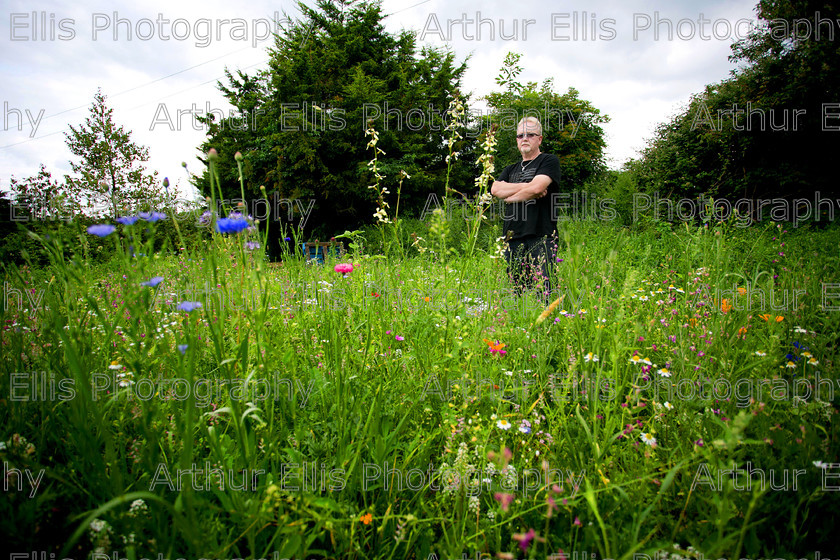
left=497, top=153, right=561, bottom=240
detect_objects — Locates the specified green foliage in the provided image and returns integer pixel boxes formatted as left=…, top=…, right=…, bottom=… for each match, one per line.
left=632, top=0, right=840, bottom=201
left=2, top=216, right=839, bottom=557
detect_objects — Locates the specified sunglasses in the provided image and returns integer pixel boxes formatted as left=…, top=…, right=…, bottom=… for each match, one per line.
left=516, top=133, right=540, bottom=139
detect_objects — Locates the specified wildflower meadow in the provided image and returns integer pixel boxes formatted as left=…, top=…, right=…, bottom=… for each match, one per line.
left=1, top=145, right=839, bottom=559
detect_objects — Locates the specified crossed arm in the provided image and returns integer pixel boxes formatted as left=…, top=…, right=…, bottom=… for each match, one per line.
left=491, top=174, right=551, bottom=203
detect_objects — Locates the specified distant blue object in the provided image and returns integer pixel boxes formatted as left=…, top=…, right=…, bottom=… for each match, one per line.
left=301, top=242, right=345, bottom=264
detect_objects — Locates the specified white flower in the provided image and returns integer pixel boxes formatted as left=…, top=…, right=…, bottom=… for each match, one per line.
left=640, top=433, right=657, bottom=447
left=663, top=402, right=674, bottom=410
left=584, top=352, right=599, bottom=363
left=497, top=419, right=512, bottom=430
left=754, top=351, right=766, bottom=357
left=657, top=368, right=671, bottom=377
left=814, top=461, right=829, bottom=469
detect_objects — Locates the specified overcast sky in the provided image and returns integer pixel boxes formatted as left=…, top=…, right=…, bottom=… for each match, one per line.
left=0, top=0, right=759, bottom=199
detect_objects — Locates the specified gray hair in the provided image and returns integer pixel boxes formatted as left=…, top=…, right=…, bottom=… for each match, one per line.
left=517, top=116, right=542, bottom=136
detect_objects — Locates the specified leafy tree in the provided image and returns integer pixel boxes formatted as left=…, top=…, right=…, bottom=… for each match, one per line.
left=196, top=0, right=472, bottom=248
left=632, top=0, right=840, bottom=202
left=7, top=164, right=76, bottom=221
left=65, top=89, right=171, bottom=217
left=484, top=52, right=609, bottom=192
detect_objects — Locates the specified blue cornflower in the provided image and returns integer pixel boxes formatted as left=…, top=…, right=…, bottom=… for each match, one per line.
left=116, top=216, right=140, bottom=226
left=87, top=224, right=116, bottom=237
left=177, top=301, right=202, bottom=312
left=139, top=211, right=167, bottom=222
left=140, top=276, right=164, bottom=287
left=216, top=217, right=250, bottom=234
left=177, top=344, right=188, bottom=355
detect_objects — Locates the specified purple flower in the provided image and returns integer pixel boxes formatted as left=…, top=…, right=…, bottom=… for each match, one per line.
left=177, top=344, right=188, bottom=355
left=395, top=335, right=404, bottom=341
left=215, top=217, right=249, bottom=234
left=140, top=276, right=164, bottom=288
left=516, top=528, right=535, bottom=552
left=87, top=224, right=116, bottom=237
left=116, top=216, right=139, bottom=226
left=139, top=211, right=167, bottom=222
left=177, top=301, right=202, bottom=312
left=245, top=241, right=260, bottom=251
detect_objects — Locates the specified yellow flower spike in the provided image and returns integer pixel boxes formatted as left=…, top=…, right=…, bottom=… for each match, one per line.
left=535, top=295, right=565, bottom=325
left=598, top=468, right=610, bottom=484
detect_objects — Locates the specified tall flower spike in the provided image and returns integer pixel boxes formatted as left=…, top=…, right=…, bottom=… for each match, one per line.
left=536, top=295, right=565, bottom=325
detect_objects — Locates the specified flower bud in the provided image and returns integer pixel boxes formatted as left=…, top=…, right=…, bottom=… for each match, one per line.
left=235, top=151, right=243, bottom=161
left=207, top=148, right=218, bottom=160
left=162, top=177, right=170, bottom=188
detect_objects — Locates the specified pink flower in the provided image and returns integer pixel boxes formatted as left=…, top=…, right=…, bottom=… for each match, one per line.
left=494, top=492, right=514, bottom=512
left=334, top=263, right=354, bottom=274
left=514, top=528, right=535, bottom=552
left=395, top=335, right=404, bottom=341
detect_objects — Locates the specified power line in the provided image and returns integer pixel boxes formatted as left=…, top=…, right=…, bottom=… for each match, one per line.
left=385, top=0, right=433, bottom=17
left=0, top=54, right=267, bottom=151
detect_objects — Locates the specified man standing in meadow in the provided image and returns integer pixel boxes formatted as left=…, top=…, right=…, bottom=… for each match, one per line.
left=491, top=116, right=561, bottom=299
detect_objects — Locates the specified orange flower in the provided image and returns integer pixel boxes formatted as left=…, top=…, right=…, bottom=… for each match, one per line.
left=360, top=513, right=372, bottom=525
left=738, top=326, right=748, bottom=336
left=720, top=299, right=732, bottom=314
left=423, top=296, right=431, bottom=302
left=760, top=314, right=784, bottom=322
left=483, top=339, right=506, bottom=354
left=737, top=287, right=747, bottom=295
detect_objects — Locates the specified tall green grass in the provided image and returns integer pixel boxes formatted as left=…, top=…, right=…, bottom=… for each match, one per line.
left=1, top=202, right=838, bottom=558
